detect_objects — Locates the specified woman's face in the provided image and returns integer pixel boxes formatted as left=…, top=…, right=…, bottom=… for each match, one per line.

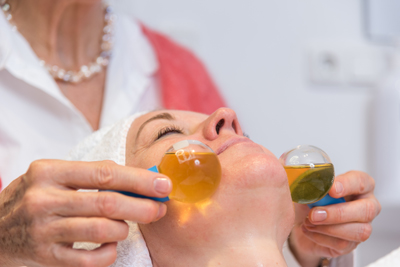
left=126, top=108, right=294, bottom=252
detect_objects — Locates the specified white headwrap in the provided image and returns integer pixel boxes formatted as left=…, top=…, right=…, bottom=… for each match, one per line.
left=67, top=112, right=153, bottom=267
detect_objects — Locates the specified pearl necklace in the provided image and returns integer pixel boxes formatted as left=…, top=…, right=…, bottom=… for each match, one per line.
left=0, top=0, right=115, bottom=83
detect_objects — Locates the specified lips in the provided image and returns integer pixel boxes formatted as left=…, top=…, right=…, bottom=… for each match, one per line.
left=215, top=137, right=253, bottom=155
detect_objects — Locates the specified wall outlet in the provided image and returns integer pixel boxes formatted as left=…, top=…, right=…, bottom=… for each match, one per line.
left=308, top=44, right=388, bottom=87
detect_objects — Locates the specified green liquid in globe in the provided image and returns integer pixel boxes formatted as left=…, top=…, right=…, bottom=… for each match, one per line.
left=285, top=163, right=335, bottom=204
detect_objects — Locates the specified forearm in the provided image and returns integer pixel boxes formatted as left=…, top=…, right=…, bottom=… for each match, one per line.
left=0, top=180, right=27, bottom=267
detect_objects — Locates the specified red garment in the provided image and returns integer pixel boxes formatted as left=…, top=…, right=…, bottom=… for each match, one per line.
left=141, top=25, right=226, bottom=115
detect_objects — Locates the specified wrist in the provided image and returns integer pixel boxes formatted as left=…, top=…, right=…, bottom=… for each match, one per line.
left=288, top=233, right=321, bottom=267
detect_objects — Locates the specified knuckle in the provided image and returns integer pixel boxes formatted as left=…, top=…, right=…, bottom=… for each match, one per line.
left=357, top=173, right=367, bottom=194
left=336, top=205, right=345, bottom=222
left=27, top=159, right=54, bottom=181
left=377, top=200, right=382, bottom=216
left=94, top=162, right=116, bottom=187
left=87, top=220, right=108, bottom=241
left=365, top=201, right=376, bottom=222
left=358, top=223, right=372, bottom=242
left=335, top=239, right=351, bottom=252
left=96, top=193, right=118, bottom=217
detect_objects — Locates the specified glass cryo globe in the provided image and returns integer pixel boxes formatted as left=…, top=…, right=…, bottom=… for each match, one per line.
left=158, top=140, right=222, bottom=203
left=279, top=145, right=335, bottom=204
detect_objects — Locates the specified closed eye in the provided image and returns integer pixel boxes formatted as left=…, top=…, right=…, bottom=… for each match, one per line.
left=156, top=125, right=184, bottom=140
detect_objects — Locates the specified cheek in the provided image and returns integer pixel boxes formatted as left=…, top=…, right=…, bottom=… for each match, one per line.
left=126, top=150, right=162, bottom=169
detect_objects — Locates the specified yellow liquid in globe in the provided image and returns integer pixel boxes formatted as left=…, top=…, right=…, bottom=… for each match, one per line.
left=284, top=163, right=334, bottom=204
left=158, top=152, right=222, bottom=203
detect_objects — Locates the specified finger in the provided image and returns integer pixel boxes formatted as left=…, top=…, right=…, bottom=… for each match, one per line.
left=52, top=242, right=118, bottom=267
left=303, top=219, right=372, bottom=242
left=308, top=198, right=380, bottom=225
left=329, top=171, right=375, bottom=199
left=55, top=191, right=168, bottom=223
left=49, top=217, right=129, bottom=243
left=301, top=225, right=359, bottom=257
left=32, top=160, right=172, bottom=197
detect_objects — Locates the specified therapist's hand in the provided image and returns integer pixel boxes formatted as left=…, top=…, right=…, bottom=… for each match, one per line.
left=0, top=160, right=171, bottom=267
left=288, top=171, right=381, bottom=267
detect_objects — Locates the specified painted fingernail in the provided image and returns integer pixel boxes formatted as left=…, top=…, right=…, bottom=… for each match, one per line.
left=335, top=181, right=344, bottom=194
left=154, top=178, right=171, bottom=195
left=312, top=210, right=327, bottom=222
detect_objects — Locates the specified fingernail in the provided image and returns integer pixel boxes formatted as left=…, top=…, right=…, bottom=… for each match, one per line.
left=155, top=203, right=167, bottom=221
left=312, top=210, right=327, bottom=222
left=154, top=178, right=171, bottom=195
left=335, top=181, right=344, bottom=194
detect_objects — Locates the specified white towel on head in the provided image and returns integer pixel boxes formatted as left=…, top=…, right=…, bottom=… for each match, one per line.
left=67, top=112, right=153, bottom=267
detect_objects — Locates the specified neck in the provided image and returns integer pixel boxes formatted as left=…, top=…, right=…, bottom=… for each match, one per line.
left=140, top=204, right=290, bottom=267
left=148, top=235, right=287, bottom=267
left=9, top=0, right=104, bottom=70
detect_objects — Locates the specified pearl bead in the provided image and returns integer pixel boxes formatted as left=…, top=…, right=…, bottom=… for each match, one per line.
left=103, top=25, right=112, bottom=34
left=102, top=34, right=112, bottom=42
left=57, top=69, right=66, bottom=79
left=96, top=57, right=103, bottom=65
left=2, top=3, right=10, bottom=11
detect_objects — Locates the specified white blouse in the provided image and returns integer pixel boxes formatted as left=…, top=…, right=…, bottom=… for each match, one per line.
left=0, top=11, right=162, bottom=188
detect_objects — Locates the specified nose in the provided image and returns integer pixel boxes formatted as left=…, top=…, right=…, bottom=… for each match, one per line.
left=202, top=108, right=243, bottom=140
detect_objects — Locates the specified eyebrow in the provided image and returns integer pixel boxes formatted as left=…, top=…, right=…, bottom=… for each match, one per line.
left=135, top=112, right=175, bottom=141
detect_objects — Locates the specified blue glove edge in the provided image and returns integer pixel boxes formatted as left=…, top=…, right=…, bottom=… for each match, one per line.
left=100, top=165, right=170, bottom=202
left=307, top=194, right=345, bottom=208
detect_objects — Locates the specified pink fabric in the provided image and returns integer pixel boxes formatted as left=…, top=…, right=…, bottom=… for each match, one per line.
left=141, top=24, right=227, bottom=115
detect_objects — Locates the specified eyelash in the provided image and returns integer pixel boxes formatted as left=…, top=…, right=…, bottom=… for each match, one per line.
left=156, top=125, right=185, bottom=140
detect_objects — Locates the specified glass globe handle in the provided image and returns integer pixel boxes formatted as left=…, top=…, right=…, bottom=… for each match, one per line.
left=102, top=166, right=170, bottom=202
left=308, top=194, right=345, bottom=208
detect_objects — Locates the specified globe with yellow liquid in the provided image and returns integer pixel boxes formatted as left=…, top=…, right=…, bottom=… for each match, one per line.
left=159, top=140, right=222, bottom=203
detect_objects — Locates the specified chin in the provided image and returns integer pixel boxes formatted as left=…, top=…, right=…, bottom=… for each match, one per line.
left=220, top=147, right=288, bottom=191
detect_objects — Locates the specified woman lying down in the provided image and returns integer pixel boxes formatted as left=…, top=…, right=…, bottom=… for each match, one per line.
left=69, top=108, right=360, bottom=267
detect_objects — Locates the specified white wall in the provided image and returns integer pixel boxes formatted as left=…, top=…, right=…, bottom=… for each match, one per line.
left=116, top=0, right=372, bottom=175
left=114, top=1, right=398, bottom=265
